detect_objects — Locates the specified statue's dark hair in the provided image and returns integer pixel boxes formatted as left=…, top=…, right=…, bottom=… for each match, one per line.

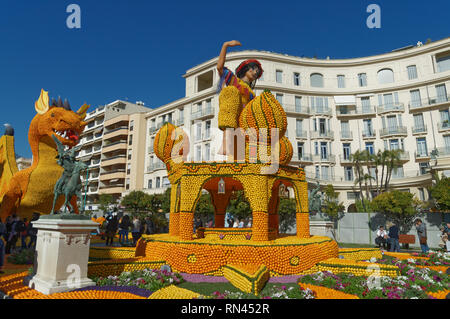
left=235, top=60, right=263, bottom=90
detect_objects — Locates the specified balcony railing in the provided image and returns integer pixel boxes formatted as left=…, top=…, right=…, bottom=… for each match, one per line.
left=438, top=121, right=450, bottom=132
left=339, top=155, right=353, bottom=163
left=435, top=147, right=450, bottom=158
left=310, top=108, right=332, bottom=116
left=191, top=106, right=214, bottom=120
left=147, top=162, right=165, bottom=172
left=412, top=125, right=427, bottom=134
left=340, top=131, right=353, bottom=139
left=415, top=151, right=430, bottom=159
left=409, top=95, right=450, bottom=110
left=294, top=153, right=313, bottom=162
left=310, top=130, right=334, bottom=139
left=377, top=103, right=404, bottom=114
left=379, top=126, right=407, bottom=137
left=336, top=106, right=376, bottom=116
left=283, top=104, right=311, bottom=115
left=296, top=130, right=307, bottom=138
left=175, top=119, right=184, bottom=126
left=104, top=126, right=128, bottom=135
left=362, top=130, right=376, bottom=139
left=312, top=154, right=336, bottom=163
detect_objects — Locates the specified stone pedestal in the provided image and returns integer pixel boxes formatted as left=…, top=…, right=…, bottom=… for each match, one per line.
left=28, top=214, right=98, bottom=295
left=310, top=220, right=335, bottom=238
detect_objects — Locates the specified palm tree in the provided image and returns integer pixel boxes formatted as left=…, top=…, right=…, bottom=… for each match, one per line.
left=384, top=149, right=402, bottom=191
left=351, top=150, right=366, bottom=211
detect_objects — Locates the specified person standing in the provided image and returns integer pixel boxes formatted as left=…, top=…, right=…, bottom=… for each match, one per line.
left=20, top=218, right=29, bottom=249
left=27, top=213, right=40, bottom=250
left=105, top=215, right=118, bottom=246
left=388, top=222, right=400, bottom=252
left=131, top=217, right=141, bottom=246
left=415, top=219, right=429, bottom=253
left=6, top=215, right=20, bottom=254
left=118, top=215, right=131, bottom=245
left=0, top=219, right=6, bottom=274
left=145, top=217, right=154, bottom=235
left=238, top=219, right=244, bottom=228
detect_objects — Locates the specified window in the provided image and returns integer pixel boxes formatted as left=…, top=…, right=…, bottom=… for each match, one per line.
left=297, top=142, right=304, bottom=159
left=314, top=142, right=319, bottom=155
left=418, top=188, right=425, bottom=201
left=156, top=177, right=161, bottom=188
left=296, top=119, right=303, bottom=137
left=377, top=68, right=394, bottom=84
left=365, top=142, right=374, bottom=155
left=276, top=70, right=283, bottom=83
left=127, top=163, right=131, bottom=175
left=392, top=166, right=404, bottom=179
left=293, top=73, right=300, bottom=86
left=343, top=143, right=351, bottom=160
left=205, top=120, right=211, bottom=139
left=148, top=179, right=152, bottom=189
left=125, top=178, right=130, bottom=190
left=204, top=144, right=210, bottom=161
left=419, top=162, right=430, bottom=175
left=128, top=135, right=133, bottom=146
left=341, top=121, right=350, bottom=138
left=168, top=113, right=172, bottom=124
left=416, top=137, right=428, bottom=157
left=436, top=53, right=450, bottom=73
left=321, top=166, right=330, bottom=180
left=196, top=123, right=202, bottom=141
left=162, top=176, right=170, bottom=187
left=129, top=120, right=134, bottom=131
left=179, top=109, right=184, bottom=123
left=363, top=119, right=373, bottom=137
left=361, top=97, right=371, bottom=113
left=345, top=166, right=353, bottom=181
left=205, top=99, right=212, bottom=112
left=358, top=73, right=367, bottom=87
left=196, top=145, right=201, bottom=161
left=310, top=96, right=329, bottom=113
left=436, top=84, right=448, bottom=103
left=337, top=75, right=345, bottom=88
left=197, top=70, right=213, bottom=92
left=320, top=142, right=328, bottom=160
left=295, top=96, right=302, bottom=112
left=128, top=150, right=132, bottom=160
left=413, top=114, right=425, bottom=132
left=315, top=166, right=320, bottom=179
left=310, top=73, right=324, bottom=88
left=410, top=89, right=422, bottom=108
left=407, top=65, right=418, bottom=79
left=276, top=93, right=283, bottom=104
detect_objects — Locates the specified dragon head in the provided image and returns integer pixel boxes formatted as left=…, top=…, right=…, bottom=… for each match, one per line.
left=33, top=89, right=90, bottom=148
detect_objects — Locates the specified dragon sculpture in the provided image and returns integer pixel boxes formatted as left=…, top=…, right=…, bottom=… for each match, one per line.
left=0, top=89, right=89, bottom=221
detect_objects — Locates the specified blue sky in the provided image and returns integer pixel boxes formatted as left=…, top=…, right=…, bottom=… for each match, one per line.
left=0, top=0, right=449, bottom=158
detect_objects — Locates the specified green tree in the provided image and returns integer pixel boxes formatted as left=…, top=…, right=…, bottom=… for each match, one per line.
left=226, top=190, right=251, bottom=221
left=194, top=192, right=215, bottom=225
left=98, top=194, right=115, bottom=214
left=429, top=176, right=450, bottom=212
left=321, top=185, right=345, bottom=220
left=121, top=191, right=151, bottom=218
left=278, top=198, right=296, bottom=233
left=371, top=190, right=421, bottom=234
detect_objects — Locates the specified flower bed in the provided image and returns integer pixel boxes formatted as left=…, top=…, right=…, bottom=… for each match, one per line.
left=298, top=282, right=359, bottom=299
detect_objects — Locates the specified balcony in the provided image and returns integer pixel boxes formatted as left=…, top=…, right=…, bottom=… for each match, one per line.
left=398, top=151, right=410, bottom=162
left=412, top=125, right=427, bottom=135
left=295, top=130, right=307, bottom=139
left=310, top=108, right=332, bottom=116
left=435, top=147, right=450, bottom=158
left=339, top=155, right=353, bottom=164
left=191, top=106, right=214, bottom=121
left=175, top=119, right=184, bottom=126
left=146, top=161, right=166, bottom=172
left=336, top=106, right=376, bottom=118
left=292, top=153, right=313, bottom=164
left=362, top=130, right=376, bottom=139
left=340, top=131, right=353, bottom=140
left=377, top=103, right=404, bottom=114
left=283, top=104, right=311, bottom=116
left=379, top=126, right=407, bottom=137
left=312, top=154, right=336, bottom=164
left=438, top=121, right=450, bottom=132
left=103, top=126, right=128, bottom=139
left=102, top=140, right=127, bottom=151
left=415, top=151, right=430, bottom=160
left=409, top=95, right=450, bottom=112
left=310, top=130, right=334, bottom=139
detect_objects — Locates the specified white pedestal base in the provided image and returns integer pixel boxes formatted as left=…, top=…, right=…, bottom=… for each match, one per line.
left=28, top=215, right=98, bottom=295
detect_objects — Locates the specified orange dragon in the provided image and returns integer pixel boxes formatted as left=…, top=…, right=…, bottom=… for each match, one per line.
left=0, top=89, right=89, bottom=221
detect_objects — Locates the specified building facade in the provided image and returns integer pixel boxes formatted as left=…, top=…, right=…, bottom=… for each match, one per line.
left=75, top=100, right=151, bottom=211
left=142, top=38, right=450, bottom=211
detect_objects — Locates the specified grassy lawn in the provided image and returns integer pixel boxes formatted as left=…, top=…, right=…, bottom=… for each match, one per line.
left=177, top=281, right=298, bottom=298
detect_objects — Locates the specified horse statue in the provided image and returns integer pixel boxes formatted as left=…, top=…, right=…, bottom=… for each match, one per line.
left=51, top=135, right=87, bottom=214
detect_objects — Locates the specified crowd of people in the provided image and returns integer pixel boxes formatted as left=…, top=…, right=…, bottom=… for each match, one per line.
left=375, top=219, right=450, bottom=253
left=0, top=213, right=40, bottom=274
left=101, top=213, right=160, bottom=247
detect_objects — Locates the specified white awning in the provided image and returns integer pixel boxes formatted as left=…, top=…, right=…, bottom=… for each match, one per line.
left=334, top=95, right=356, bottom=106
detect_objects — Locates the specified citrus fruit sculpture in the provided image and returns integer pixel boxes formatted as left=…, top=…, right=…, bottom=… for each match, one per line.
left=137, top=90, right=339, bottom=277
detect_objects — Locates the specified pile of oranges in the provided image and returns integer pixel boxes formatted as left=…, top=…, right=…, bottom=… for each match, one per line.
left=338, top=248, right=383, bottom=261
left=89, top=247, right=136, bottom=260
left=223, top=264, right=270, bottom=295
left=148, top=285, right=202, bottom=299
left=141, top=234, right=338, bottom=276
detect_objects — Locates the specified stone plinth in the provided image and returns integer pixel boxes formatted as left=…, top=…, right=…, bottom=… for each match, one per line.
left=28, top=214, right=98, bottom=295
left=310, top=220, right=335, bottom=238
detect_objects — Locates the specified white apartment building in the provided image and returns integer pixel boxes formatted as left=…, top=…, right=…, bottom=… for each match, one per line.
left=142, top=38, right=450, bottom=211
left=75, top=100, right=151, bottom=211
